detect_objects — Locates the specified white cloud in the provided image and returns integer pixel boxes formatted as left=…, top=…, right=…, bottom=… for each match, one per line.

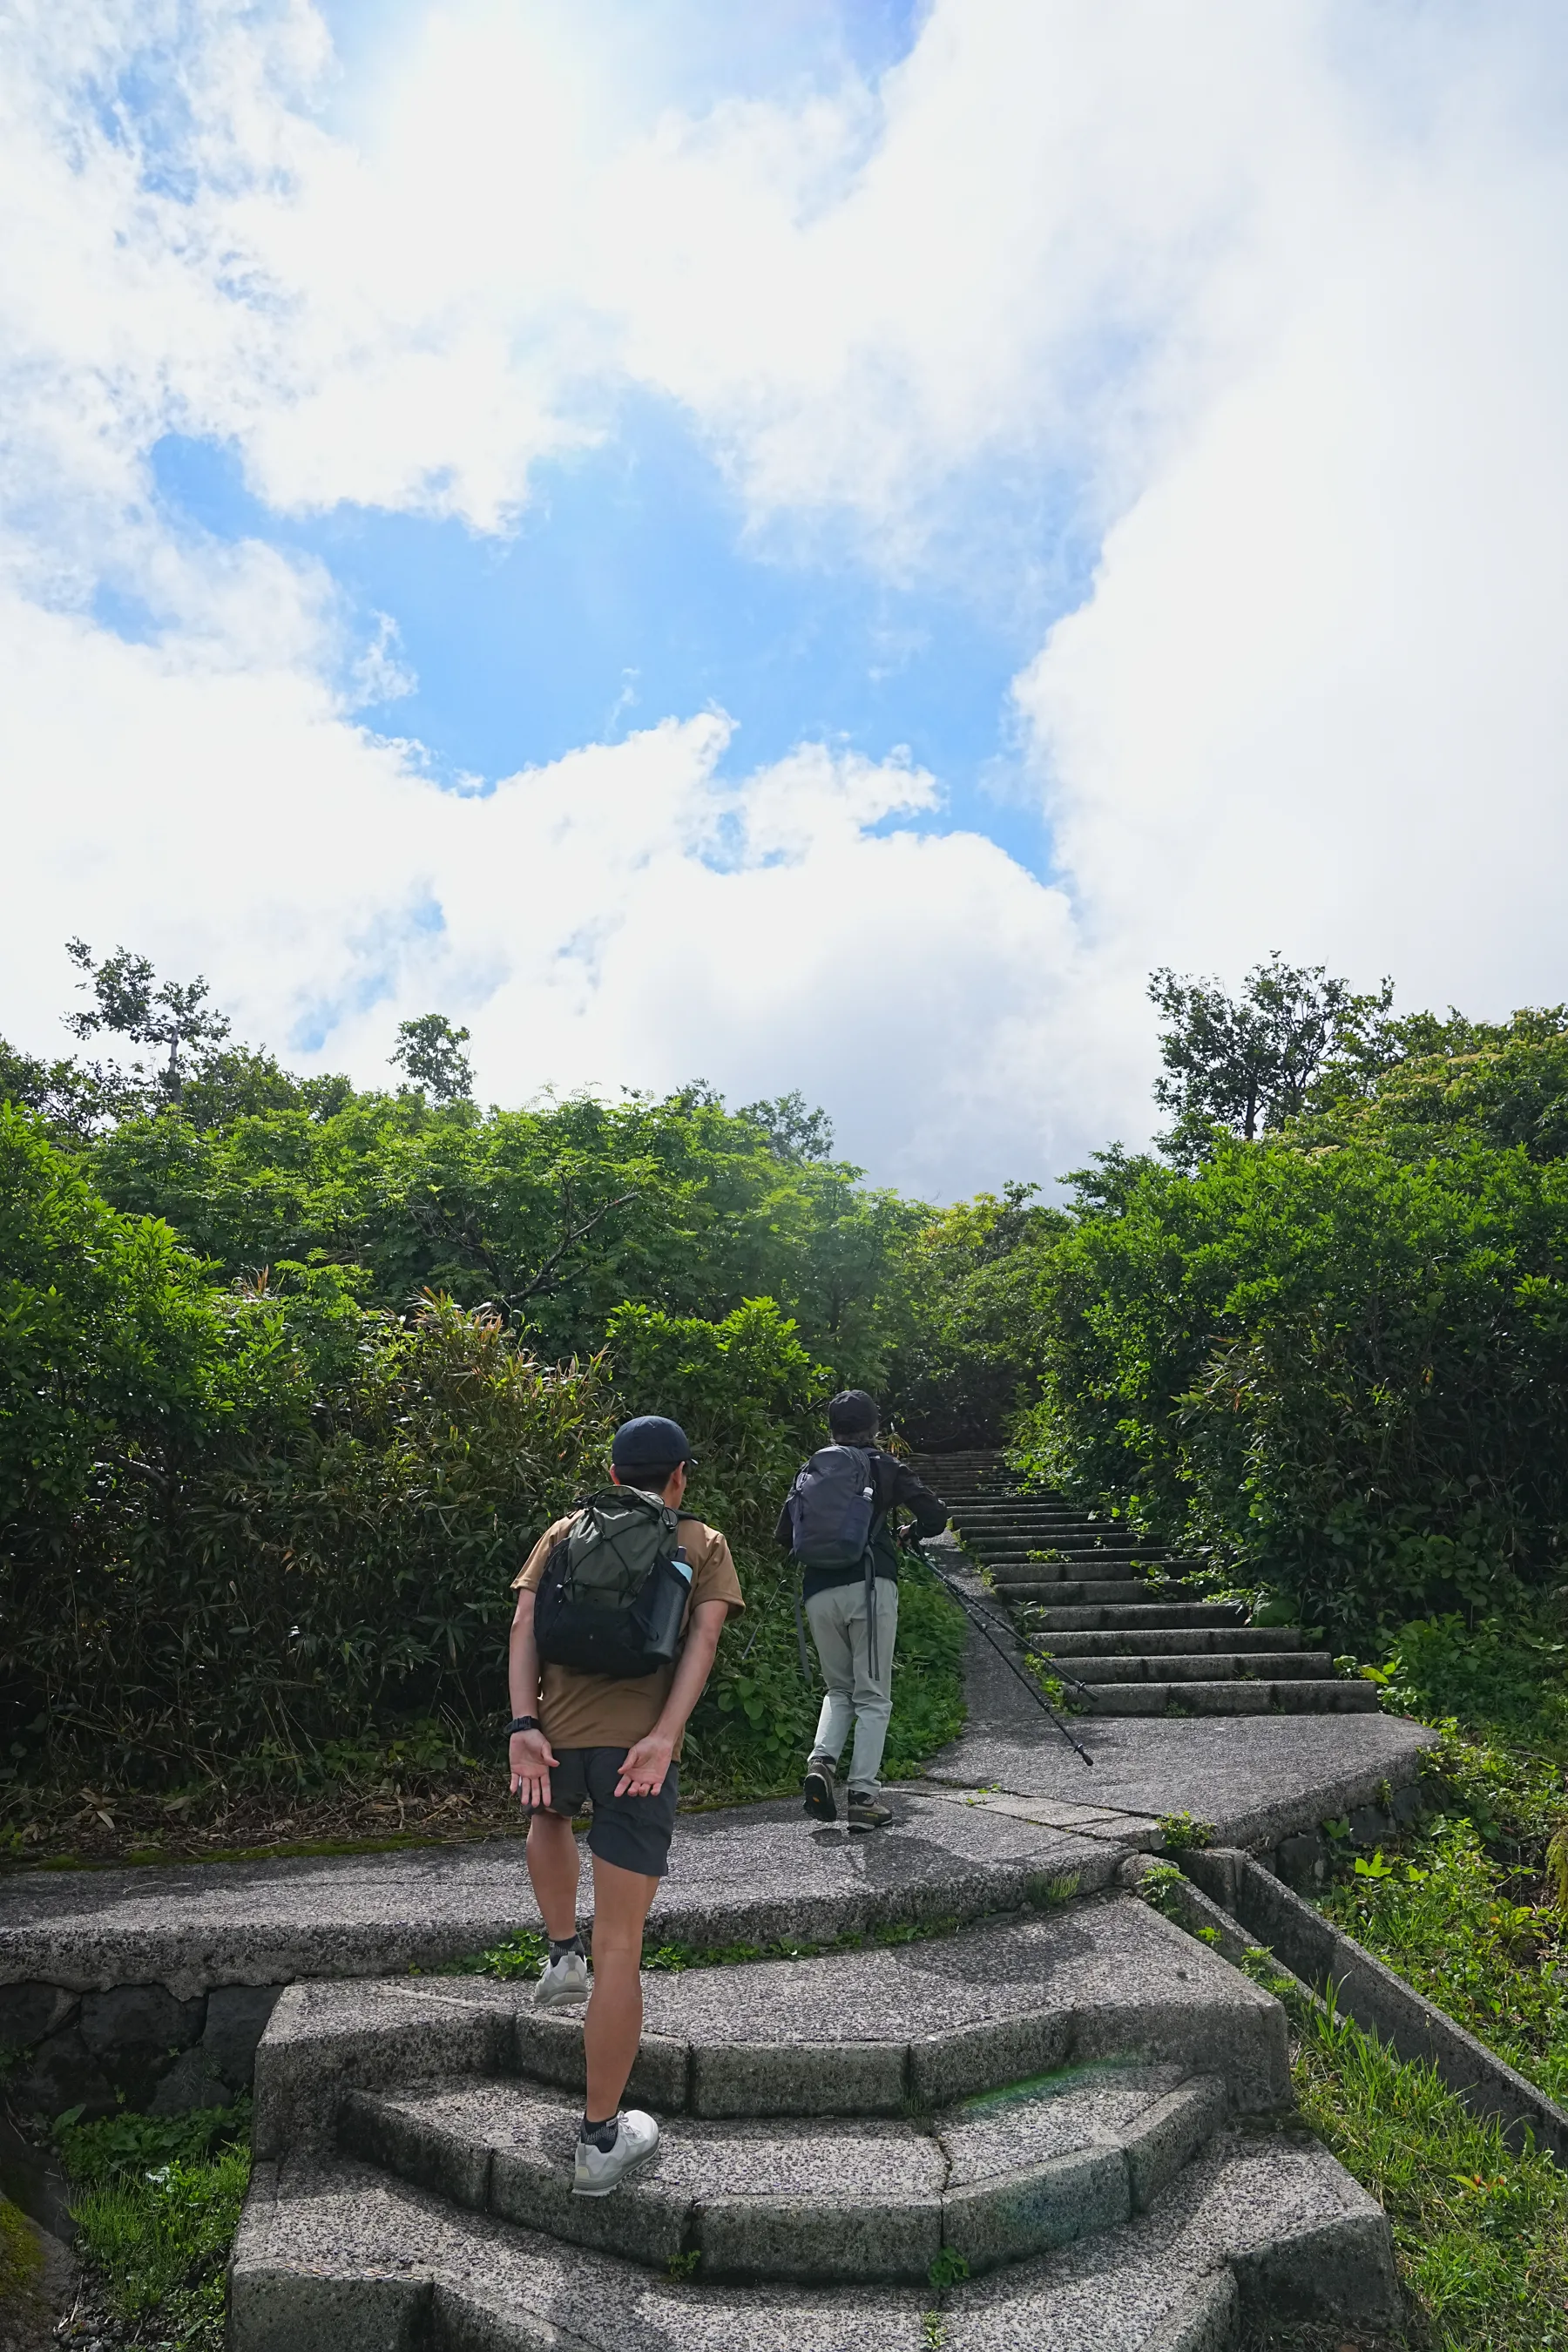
left=1018, top=17, right=1568, bottom=1021
left=1, top=579, right=1123, bottom=1194
left=4, top=1, right=1568, bottom=1190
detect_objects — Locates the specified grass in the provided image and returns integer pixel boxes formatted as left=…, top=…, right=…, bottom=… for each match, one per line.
left=1220, top=1619, right=1568, bottom=2351
left=1321, top=1811, right=1568, bottom=2105
left=52, top=2101, right=252, bottom=2352
left=1289, top=1987, right=1568, bottom=2350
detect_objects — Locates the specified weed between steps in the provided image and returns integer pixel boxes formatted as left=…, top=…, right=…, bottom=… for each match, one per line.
left=441, top=1875, right=1082, bottom=1982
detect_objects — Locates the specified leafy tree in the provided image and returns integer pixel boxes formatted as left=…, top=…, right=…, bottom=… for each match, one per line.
left=1149, top=953, right=1393, bottom=1163
left=391, top=1012, right=474, bottom=1104
left=64, top=939, right=231, bottom=1106
left=0, top=1035, right=112, bottom=1139
left=888, top=1182, right=1067, bottom=1446
left=1, top=1106, right=610, bottom=1779
left=739, top=1090, right=835, bottom=1162
left=85, top=1085, right=923, bottom=1377
left=1014, top=1135, right=1568, bottom=1639
left=1295, top=1005, right=1568, bottom=1163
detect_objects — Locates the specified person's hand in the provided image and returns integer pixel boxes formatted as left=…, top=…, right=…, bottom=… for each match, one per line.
left=615, top=1730, right=674, bottom=1798
left=510, top=1727, right=558, bottom=1811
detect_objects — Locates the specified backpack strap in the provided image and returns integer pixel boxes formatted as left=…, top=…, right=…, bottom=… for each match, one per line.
left=859, top=1447, right=881, bottom=1681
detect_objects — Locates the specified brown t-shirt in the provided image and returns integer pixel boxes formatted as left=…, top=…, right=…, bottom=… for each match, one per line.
left=512, top=1511, right=744, bottom=1754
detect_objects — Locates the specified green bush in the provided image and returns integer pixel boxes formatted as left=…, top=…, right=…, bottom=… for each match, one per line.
left=2, top=1118, right=966, bottom=1798
left=1015, top=1135, right=1568, bottom=1640
left=2, top=1110, right=610, bottom=1782
left=1375, top=1612, right=1568, bottom=1747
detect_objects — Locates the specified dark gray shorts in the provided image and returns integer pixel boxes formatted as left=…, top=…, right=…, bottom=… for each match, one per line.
left=537, top=1746, right=679, bottom=1879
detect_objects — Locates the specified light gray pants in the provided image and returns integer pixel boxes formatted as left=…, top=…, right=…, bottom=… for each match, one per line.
left=806, top=1578, right=899, bottom=1794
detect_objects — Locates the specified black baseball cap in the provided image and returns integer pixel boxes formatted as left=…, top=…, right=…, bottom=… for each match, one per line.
left=612, top=1414, right=696, bottom=1471
left=828, top=1389, right=880, bottom=1439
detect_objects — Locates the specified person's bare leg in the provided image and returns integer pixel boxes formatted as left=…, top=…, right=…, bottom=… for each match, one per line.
left=525, top=1809, right=582, bottom=1940
left=583, top=1852, right=659, bottom=2120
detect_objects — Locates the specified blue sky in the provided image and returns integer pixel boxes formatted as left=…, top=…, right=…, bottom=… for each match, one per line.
left=147, top=400, right=1070, bottom=878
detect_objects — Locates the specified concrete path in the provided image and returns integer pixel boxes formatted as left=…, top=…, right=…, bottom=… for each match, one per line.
left=0, top=1580, right=1433, bottom=2001
left=930, top=1604, right=1436, bottom=1848
left=0, top=1794, right=1129, bottom=1998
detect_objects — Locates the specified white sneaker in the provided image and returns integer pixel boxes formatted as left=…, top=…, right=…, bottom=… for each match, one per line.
left=573, top=2110, right=660, bottom=2196
left=534, top=1948, right=591, bottom=2008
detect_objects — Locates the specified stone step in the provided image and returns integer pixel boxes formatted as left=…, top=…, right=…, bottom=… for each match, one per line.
left=341, top=2062, right=1227, bottom=2283
left=981, top=1557, right=1186, bottom=1582
left=1022, top=1602, right=1247, bottom=1633
left=230, top=2131, right=1402, bottom=2350
left=253, top=1897, right=1290, bottom=2160
left=954, top=1524, right=1138, bottom=1537
left=983, top=1559, right=1144, bottom=1585
left=1062, top=1652, right=1335, bottom=1686
left=960, top=1539, right=1174, bottom=1562
left=1078, top=1680, right=1381, bottom=1716
left=951, top=1514, right=1155, bottom=1530
left=992, top=1579, right=1189, bottom=1608
left=1037, top=1626, right=1313, bottom=1659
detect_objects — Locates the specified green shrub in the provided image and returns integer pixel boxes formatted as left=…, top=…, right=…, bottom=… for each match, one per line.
left=1375, top=1612, right=1568, bottom=1747
left=1015, top=1136, right=1568, bottom=1642
left=2, top=1111, right=610, bottom=1781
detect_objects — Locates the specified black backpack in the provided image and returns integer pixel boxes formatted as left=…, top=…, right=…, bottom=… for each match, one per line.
left=533, top=1488, right=693, bottom=1679
left=783, top=1444, right=884, bottom=1676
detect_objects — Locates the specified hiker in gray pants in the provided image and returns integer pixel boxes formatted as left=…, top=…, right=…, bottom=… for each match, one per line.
left=776, top=1389, right=949, bottom=1832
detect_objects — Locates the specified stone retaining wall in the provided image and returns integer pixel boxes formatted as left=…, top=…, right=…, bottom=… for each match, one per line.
left=1182, top=1846, right=1568, bottom=2166
left=1, top=1977, right=280, bottom=2119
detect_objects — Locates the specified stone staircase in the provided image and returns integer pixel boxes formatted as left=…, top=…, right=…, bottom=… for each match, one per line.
left=913, top=1450, right=1377, bottom=1719
left=232, top=1889, right=1400, bottom=2349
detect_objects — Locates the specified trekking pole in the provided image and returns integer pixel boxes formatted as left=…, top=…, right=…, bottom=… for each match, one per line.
left=907, top=1538, right=1094, bottom=1771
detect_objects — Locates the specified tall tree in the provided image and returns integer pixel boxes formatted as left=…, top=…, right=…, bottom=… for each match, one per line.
left=1148, top=953, right=1393, bottom=1163
left=391, top=1012, right=474, bottom=1104
left=739, top=1090, right=835, bottom=1162
left=64, top=939, right=230, bottom=1106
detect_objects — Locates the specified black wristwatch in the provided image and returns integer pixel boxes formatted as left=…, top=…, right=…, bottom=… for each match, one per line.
left=508, top=1715, right=539, bottom=1736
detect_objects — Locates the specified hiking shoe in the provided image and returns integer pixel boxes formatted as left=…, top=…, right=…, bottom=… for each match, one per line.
left=534, top=1948, right=591, bottom=2008
left=573, top=2110, right=660, bottom=2196
left=802, top=1757, right=837, bottom=1821
left=846, top=1790, right=893, bottom=1833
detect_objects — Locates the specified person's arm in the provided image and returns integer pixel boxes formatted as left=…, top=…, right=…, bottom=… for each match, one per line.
left=614, top=1598, right=730, bottom=1798
left=508, top=1589, right=559, bottom=1811
left=889, top=1458, right=950, bottom=1538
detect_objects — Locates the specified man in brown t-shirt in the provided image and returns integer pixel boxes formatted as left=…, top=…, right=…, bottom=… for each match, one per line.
left=507, top=1414, right=743, bottom=2195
